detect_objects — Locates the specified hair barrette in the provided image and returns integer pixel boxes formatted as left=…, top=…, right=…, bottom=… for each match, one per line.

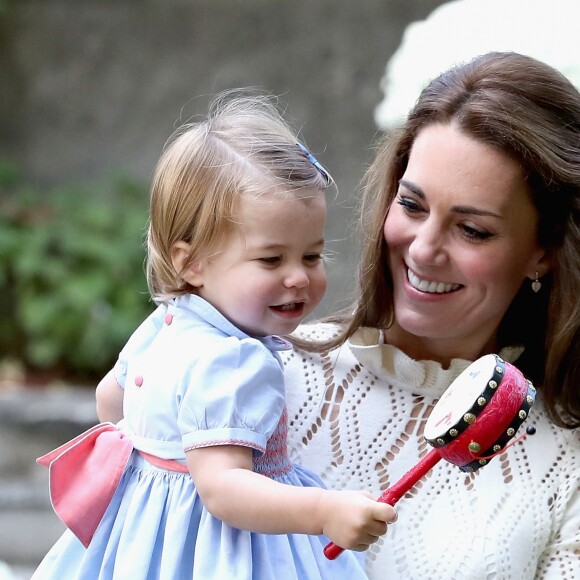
left=297, top=142, right=332, bottom=185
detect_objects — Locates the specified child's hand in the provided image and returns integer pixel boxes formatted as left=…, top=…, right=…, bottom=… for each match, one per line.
left=317, top=489, right=397, bottom=551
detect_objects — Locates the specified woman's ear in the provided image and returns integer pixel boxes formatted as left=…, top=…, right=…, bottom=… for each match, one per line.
left=527, top=248, right=552, bottom=282
left=171, top=241, right=204, bottom=288
left=530, top=250, right=555, bottom=278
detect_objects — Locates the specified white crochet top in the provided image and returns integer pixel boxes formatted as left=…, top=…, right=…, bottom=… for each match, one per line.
left=283, top=323, right=580, bottom=580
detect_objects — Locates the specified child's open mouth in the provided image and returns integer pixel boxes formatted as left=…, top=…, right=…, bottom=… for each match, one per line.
left=270, top=302, right=305, bottom=317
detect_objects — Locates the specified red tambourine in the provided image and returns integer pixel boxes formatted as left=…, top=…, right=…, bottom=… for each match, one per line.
left=324, top=353, right=536, bottom=560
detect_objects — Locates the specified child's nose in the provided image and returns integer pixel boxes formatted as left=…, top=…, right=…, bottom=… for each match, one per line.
left=284, top=265, right=310, bottom=289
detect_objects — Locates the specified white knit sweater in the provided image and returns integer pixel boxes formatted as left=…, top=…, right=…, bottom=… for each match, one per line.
left=283, top=323, right=580, bottom=580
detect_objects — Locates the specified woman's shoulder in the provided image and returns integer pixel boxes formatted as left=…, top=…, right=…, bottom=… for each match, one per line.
left=289, top=320, right=344, bottom=345
left=282, top=322, right=362, bottom=395
left=549, top=415, right=580, bottom=458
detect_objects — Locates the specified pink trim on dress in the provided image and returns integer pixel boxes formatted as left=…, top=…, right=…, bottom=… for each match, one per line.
left=138, top=451, right=189, bottom=473
left=184, top=440, right=265, bottom=453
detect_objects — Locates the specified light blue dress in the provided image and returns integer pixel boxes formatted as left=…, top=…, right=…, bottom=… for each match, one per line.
left=32, top=294, right=368, bottom=579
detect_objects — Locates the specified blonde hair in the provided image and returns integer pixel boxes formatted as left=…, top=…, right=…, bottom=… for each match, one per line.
left=146, top=90, right=332, bottom=303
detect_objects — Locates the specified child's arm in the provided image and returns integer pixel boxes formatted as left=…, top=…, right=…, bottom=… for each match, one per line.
left=95, top=369, right=125, bottom=424
left=187, top=445, right=396, bottom=551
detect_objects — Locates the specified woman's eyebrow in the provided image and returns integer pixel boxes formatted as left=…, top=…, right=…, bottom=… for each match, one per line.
left=398, top=179, right=504, bottom=219
left=399, top=179, right=425, bottom=198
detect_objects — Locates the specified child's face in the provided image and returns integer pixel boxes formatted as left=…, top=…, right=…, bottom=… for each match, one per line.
left=194, top=192, right=327, bottom=337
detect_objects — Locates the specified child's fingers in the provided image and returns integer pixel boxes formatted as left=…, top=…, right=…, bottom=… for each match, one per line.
left=356, top=490, right=398, bottom=524
left=351, top=530, right=385, bottom=552
left=386, top=506, right=398, bottom=523
left=372, top=501, right=398, bottom=524
left=367, top=520, right=388, bottom=538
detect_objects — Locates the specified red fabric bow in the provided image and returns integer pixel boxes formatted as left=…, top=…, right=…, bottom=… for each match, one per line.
left=37, top=423, right=133, bottom=548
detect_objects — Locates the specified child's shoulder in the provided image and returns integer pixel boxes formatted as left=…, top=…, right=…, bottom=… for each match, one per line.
left=119, top=304, right=168, bottom=351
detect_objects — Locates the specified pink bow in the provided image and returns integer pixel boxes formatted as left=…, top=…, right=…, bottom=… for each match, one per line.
left=37, top=422, right=133, bottom=548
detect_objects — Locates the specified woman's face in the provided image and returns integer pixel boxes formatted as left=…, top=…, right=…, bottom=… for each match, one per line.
left=383, top=123, right=549, bottom=362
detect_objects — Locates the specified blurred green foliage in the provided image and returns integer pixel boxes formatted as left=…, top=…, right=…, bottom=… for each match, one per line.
left=0, top=161, right=154, bottom=383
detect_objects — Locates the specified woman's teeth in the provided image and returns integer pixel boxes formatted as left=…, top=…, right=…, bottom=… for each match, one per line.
left=407, top=269, right=461, bottom=294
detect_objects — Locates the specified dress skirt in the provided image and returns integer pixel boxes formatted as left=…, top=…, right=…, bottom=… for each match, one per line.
left=32, top=452, right=367, bottom=580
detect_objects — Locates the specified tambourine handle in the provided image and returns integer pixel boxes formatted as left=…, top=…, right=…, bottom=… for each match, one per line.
left=324, top=449, right=442, bottom=560
left=323, top=542, right=345, bottom=560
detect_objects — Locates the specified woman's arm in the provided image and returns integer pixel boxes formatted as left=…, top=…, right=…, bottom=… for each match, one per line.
left=536, top=471, right=580, bottom=578
left=187, top=445, right=396, bottom=551
left=95, top=369, right=125, bottom=423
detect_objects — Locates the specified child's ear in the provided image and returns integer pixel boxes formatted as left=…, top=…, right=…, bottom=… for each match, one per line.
left=171, top=241, right=204, bottom=288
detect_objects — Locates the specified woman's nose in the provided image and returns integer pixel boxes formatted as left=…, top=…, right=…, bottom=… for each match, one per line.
left=408, top=222, right=447, bottom=266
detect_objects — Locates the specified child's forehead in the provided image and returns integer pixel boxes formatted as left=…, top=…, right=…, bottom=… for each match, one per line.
left=237, top=189, right=326, bottom=209
left=228, top=191, right=326, bottom=235
left=234, top=191, right=326, bottom=226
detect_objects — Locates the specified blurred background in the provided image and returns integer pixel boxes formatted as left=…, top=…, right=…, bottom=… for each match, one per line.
left=0, top=0, right=450, bottom=389
left=0, top=1, right=447, bottom=575
left=16, top=0, right=578, bottom=576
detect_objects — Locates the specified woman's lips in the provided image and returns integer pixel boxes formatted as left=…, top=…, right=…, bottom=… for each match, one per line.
left=407, top=268, right=462, bottom=294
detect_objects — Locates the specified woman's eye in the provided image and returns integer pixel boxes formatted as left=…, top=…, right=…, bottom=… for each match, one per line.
left=396, top=195, right=422, bottom=213
left=461, top=224, right=493, bottom=241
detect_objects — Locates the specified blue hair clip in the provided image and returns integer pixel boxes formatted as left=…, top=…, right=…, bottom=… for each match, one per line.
left=297, top=142, right=332, bottom=185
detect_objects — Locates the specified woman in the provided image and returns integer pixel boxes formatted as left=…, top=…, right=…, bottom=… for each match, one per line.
left=284, top=52, right=580, bottom=579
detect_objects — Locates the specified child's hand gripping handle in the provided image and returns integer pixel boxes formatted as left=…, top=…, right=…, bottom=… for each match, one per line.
left=323, top=449, right=442, bottom=560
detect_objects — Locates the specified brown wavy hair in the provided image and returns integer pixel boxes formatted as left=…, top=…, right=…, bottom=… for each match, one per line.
left=300, top=52, right=580, bottom=428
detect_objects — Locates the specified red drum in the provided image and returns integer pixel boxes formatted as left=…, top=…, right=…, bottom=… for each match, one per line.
left=424, top=354, right=536, bottom=472
left=324, top=353, right=536, bottom=560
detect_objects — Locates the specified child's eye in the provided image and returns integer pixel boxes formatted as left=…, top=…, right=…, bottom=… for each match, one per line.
left=303, top=253, right=323, bottom=264
left=396, top=195, right=423, bottom=213
left=258, top=256, right=281, bottom=266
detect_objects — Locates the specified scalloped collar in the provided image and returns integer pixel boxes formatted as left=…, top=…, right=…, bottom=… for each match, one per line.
left=347, top=328, right=524, bottom=397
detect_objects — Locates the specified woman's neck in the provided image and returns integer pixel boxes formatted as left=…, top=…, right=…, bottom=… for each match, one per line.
left=382, top=325, right=499, bottom=369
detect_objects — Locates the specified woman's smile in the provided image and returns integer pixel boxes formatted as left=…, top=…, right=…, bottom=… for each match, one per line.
left=383, top=123, right=548, bottom=361
left=406, top=267, right=461, bottom=294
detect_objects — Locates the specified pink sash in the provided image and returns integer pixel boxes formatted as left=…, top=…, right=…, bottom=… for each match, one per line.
left=37, top=422, right=188, bottom=548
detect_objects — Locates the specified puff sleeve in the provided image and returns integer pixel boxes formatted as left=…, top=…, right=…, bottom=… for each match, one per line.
left=178, top=337, right=286, bottom=456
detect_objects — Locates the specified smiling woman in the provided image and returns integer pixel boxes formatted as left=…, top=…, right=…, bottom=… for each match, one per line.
left=284, top=52, right=580, bottom=579
left=384, top=123, right=548, bottom=363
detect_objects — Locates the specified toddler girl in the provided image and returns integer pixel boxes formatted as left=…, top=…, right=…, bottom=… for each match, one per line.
left=32, top=92, right=396, bottom=579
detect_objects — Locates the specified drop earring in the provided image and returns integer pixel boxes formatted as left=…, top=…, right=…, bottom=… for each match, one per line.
left=531, top=272, right=542, bottom=293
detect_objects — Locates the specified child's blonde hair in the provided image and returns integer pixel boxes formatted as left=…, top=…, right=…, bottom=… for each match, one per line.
left=146, top=90, right=332, bottom=303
